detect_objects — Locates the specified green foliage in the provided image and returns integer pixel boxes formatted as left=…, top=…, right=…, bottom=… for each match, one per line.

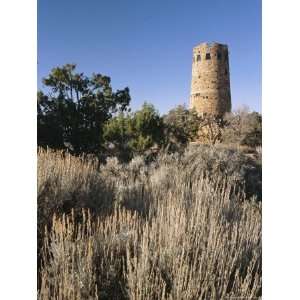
left=103, top=113, right=133, bottom=161
left=130, top=103, right=164, bottom=152
left=37, top=64, right=131, bottom=155
left=163, top=105, right=200, bottom=151
left=38, top=64, right=262, bottom=160
left=103, top=103, right=164, bottom=161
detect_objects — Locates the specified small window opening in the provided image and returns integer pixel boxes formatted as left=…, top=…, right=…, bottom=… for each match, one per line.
left=197, top=55, right=201, bottom=62
left=217, top=51, right=222, bottom=60
left=205, top=53, right=211, bottom=60
left=225, top=68, right=228, bottom=75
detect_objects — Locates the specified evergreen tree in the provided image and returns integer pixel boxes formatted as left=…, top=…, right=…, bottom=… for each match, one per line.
left=37, top=64, right=131, bottom=155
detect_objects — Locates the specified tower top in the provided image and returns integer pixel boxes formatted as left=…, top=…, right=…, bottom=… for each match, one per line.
left=193, top=42, right=228, bottom=51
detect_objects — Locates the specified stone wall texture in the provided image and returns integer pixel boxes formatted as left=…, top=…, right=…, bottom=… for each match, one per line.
left=190, top=42, right=232, bottom=117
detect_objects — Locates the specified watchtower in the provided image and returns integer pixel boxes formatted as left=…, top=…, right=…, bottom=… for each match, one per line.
left=190, top=42, right=231, bottom=117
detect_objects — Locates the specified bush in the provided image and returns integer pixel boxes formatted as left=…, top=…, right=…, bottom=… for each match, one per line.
left=222, top=108, right=262, bottom=147
left=184, top=144, right=262, bottom=201
left=37, top=148, right=114, bottom=266
left=38, top=145, right=261, bottom=299
left=163, top=105, right=200, bottom=151
left=103, top=103, right=164, bottom=162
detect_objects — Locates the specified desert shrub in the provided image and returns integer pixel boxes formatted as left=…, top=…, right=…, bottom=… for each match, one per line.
left=37, top=147, right=115, bottom=265
left=39, top=209, right=139, bottom=300
left=99, top=156, right=153, bottom=214
left=38, top=144, right=261, bottom=241
left=195, top=115, right=226, bottom=145
left=163, top=106, right=260, bottom=149
left=143, top=144, right=261, bottom=201
left=222, top=108, right=262, bottom=147
left=103, top=103, right=164, bottom=162
left=38, top=180, right=261, bottom=299
left=163, top=105, right=200, bottom=151
left=184, top=144, right=262, bottom=200
left=38, top=145, right=261, bottom=299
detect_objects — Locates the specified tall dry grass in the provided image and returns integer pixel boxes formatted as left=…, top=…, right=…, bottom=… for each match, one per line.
left=38, top=147, right=261, bottom=299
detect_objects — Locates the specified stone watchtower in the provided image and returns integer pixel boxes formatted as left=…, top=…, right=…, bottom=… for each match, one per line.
left=190, top=42, right=231, bottom=117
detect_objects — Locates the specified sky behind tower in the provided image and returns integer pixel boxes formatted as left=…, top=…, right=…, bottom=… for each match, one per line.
left=38, top=0, right=261, bottom=114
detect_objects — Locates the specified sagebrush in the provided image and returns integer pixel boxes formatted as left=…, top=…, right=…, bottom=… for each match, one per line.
left=38, top=146, right=261, bottom=299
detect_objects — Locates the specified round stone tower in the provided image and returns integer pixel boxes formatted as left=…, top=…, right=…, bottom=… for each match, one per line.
left=190, top=42, right=231, bottom=117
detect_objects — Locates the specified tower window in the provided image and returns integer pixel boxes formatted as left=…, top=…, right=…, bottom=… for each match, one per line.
left=225, top=68, right=228, bottom=75
left=196, top=55, right=201, bottom=61
left=217, top=51, right=222, bottom=60
left=205, top=53, right=211, bottom=60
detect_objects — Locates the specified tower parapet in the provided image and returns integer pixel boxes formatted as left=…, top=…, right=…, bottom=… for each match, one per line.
left=190, top=42, right=231, bottom=117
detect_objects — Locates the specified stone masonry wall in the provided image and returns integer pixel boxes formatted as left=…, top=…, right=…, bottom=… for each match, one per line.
left=190, top=42, right=232, bottom=117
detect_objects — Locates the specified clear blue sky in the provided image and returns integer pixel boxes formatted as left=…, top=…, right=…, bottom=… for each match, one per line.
left=38, top=0, right=261, bottom=114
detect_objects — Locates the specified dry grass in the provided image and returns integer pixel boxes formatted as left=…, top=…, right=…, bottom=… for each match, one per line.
left=38, top=147, right=261, bottom=299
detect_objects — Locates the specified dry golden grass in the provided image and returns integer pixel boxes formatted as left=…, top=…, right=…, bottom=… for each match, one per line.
left=38, top=148, right=261, bottom=299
